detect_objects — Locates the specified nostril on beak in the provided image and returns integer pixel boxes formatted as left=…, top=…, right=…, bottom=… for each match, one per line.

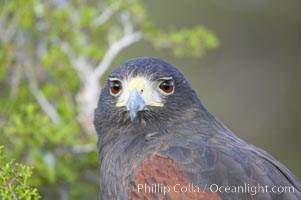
left=126, top=88, right=146, bottom=122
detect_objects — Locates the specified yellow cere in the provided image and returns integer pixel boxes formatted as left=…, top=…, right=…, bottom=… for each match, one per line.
left=148, top=102, right=164, bottom=107
left=116, top=102, right=125, bottom=107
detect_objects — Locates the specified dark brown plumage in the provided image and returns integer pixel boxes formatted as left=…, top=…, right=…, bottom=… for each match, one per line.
left=94, top=57, right=301, bottom=200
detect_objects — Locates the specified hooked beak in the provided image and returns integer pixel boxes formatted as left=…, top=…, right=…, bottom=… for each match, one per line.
left=126, top=88, right=146, bottom=122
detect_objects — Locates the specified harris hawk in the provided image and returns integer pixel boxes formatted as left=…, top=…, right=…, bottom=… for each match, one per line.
left=94, top=57, right=301, bottom=200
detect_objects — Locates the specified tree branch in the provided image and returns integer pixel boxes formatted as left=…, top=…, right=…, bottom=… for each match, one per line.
left=71, top=143, right=95, bottom=154
left=93, top=13, right=143, bottom=80
left=94, top=31, right=143, bottom=80
left=0, top=12, right=18, bottom=41
left=10, top=64, right=21, bottom=99
left=92, top=1, right=121, bottom=26
left=60, top=42, right=94, bottom=84
left=3, top=19, right=17, bottom=41
left=24, top=65, right=61, bottom=124
left=7, top=177, right=19, bottom=200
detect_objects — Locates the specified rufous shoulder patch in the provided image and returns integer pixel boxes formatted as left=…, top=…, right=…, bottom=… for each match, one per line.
left=129, top=154, right=222, bottom=200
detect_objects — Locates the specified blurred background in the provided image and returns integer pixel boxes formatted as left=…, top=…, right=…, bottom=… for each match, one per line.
left=138, top=0, right=301, bottom=179
left=0, top=0, right=300, bottom=199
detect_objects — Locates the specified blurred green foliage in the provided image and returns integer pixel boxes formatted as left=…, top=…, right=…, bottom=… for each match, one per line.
left=149, top=26, right=219, bottom=57
left=0, top=0, right=218, bottom=199
left=0, top=146, right=40, bottom=200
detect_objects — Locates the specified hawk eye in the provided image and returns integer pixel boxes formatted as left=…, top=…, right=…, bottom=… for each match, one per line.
left=158, top=79, right=174, bottom=94
left=109, top=80, right=122, bottom=95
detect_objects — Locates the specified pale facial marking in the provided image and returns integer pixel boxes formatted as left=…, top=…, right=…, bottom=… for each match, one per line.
left=115, top=76, right=164, bottom=107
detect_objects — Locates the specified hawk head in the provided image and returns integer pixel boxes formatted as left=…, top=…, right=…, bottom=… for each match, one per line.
left=94, top=57, right=204, bottom=132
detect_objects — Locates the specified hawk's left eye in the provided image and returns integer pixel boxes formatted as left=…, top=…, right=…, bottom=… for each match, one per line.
left=158, top=79, right=174, bottom=94
left=109, top=80, right=122, bottom=96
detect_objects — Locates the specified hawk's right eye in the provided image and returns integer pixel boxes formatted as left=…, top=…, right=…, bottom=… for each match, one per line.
left=109, top=80, right=122, bottom=96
